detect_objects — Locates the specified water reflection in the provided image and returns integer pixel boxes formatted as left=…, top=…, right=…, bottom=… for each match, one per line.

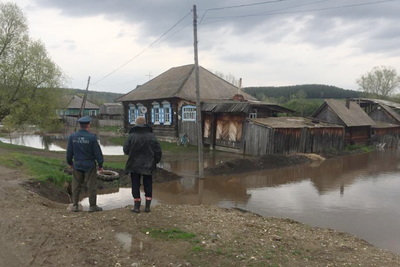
left=115, top=232, right=147, bottom=253
left=93, top=149, right=400, bottom=254
left=0, top=134, right=124, bottom=155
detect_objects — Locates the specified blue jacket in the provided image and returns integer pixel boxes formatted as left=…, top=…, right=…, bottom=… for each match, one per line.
left=123, top=124, right=162, bottom=175
left=66, top=129, right=104, bottom=172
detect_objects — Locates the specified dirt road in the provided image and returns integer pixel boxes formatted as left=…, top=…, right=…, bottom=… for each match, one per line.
left=1, top=162, right=400, bottom=267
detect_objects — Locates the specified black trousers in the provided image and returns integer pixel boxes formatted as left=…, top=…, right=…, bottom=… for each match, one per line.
left=130, top=172, right=153, bottom=201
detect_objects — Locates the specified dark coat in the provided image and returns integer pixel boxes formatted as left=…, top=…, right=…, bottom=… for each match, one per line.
left=66, top=129, right=104, bottom=172
left=123, top=124, right=162, bottom=175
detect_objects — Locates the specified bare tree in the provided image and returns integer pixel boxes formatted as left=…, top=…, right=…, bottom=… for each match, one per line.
left=212, top=70, right=239, bottom=86
left=356, top=66, right=400, bottom=98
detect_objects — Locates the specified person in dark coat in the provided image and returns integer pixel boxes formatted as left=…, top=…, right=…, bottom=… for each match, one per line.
left=66, top=116, right=104, bottom=213
left=123, top=116, right=162, bottom=213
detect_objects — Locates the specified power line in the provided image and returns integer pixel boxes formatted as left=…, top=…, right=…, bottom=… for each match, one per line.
left=199, top=0, right=289, bottom=24
left=202, top=0, right=397, bottom=25
left=91, top=12, right=191, bottom=86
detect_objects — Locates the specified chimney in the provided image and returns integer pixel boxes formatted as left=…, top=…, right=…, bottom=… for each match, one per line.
left=346, top=98, right=350, bottom=109
left=238, top=78, right=242, bottom=95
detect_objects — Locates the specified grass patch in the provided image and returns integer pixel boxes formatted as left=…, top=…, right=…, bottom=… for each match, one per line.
left=94, top=126, right=120, bottom=132
left=143, top=228, right=196, bottom=240
left=0, top=152, right=71, bottom=187
left=345, top=145, right=374, bottom=153
left=192, top=245, right=204, bottom=252
left=109, top=137, right=198, bottom=152
left=103, top=162, right=126, bottom=170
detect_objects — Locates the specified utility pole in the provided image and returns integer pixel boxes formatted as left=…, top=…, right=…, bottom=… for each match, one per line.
left=75, top=76, right=91, bottom=131
left=193, top=5, right=204, bottom=178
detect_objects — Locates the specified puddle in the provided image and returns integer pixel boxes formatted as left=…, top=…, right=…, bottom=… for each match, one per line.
left=115, top=232, right=147, bottom=253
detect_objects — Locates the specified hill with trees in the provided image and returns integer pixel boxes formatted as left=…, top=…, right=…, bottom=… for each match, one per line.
left=243, top=84, right=361, bottom=102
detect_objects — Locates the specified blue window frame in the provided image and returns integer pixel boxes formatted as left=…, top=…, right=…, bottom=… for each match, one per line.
left=182, top=105, right=196, bottom=122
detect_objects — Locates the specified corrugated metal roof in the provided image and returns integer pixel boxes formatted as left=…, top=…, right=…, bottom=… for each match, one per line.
left=60, top=95, right=99, bottom=109
left=251, top=117, right=343, bottom=129
left=323, top=99, right=375, bottom=127
left=201, top=101, right=294, bottom=114
left=116, top=64, right=256, bottom=102
left=352, top=98, right=400, bottom=109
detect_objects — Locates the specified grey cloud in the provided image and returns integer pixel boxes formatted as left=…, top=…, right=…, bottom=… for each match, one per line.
left=32, top=0, right=400, bottom=55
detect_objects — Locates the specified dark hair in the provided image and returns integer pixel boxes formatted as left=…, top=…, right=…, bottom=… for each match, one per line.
left=79, top=122, right=90, bottom=129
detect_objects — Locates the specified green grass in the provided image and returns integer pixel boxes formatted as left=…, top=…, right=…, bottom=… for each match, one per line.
left=0, top=152, right=71, bottom=187
left=345, top=145, right=375, bottom=153
left=103, top=162, right=126, bottom=170
left=94, top=126, right=120, bottom=132
left=109, top=137, right=198, bottom=152
left=143, top=228, right=196, bottom=240
left=192, top=245, right=204, bottom=252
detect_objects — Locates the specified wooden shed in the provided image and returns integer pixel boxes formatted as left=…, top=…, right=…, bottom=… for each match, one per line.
left=311, top=99, right=375, bottom=145
left=243, top=117, right=344, bottom=156
left=350, top=99, right=400, bottom=148
left=201, top=101, right=294, bottom=152
left=116, top=64, right=256, bottom=142
left=99, top=103, right=123, bottom=119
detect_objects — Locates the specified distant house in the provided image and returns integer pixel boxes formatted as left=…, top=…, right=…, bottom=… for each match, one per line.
left=58, top=95, right=99, bottom=117
left=99, top=103, right=123, bottom=119
left=116, top=64, right=258, bottom=142
left=312, top=99, right=375, bottom=145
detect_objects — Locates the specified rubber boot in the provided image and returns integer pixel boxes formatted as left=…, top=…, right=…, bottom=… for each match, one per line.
left=132, top=201, right=141, bottom=213
left=88, top=205, right=103, bottom=213
left=145, top=200, right=151, bottom=213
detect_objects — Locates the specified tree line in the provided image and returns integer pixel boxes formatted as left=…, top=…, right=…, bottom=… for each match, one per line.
left=243, top=84, right=361, bottom=102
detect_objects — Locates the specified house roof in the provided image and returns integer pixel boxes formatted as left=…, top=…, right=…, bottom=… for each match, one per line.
left=351, top=98, right=400, bottom=110
left=116, top=64, right=256, bottom=102
left=99, top=103, right=123, bottom=115
left=373, top=104, right=400, bottom=123
left=201, top=101, right=294, bottom=114
left=313, top=99, right=375, bottom=127
left=250, top=117, right=343, bottom=129
left=61, top=95, right=99, bottom=109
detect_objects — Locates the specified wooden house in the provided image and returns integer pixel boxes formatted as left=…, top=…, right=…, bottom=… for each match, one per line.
left=99, top=103, right=124, bottom=119
left=58, top=95, right=99, bottom=117
left=201, top=101, right=294, bottom=153
left=243, top=117, right=344, bottom=156
left=116, top=64, right=256, bottom=142
left=311, top=99, right=375, bottom=145
left=350, top=99, right=400, bottom=148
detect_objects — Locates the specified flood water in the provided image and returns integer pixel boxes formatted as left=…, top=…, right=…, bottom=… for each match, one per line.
left=0, top=132, right=124, bottom=155
left=87, top=149, right=400, bottom=254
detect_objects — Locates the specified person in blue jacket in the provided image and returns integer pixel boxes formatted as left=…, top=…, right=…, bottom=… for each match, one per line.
left=66, top=116, right=104, bottom=212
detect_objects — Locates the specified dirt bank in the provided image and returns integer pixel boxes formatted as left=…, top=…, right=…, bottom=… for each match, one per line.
left=1, top=164, right=400, bottom=267
left=204, top=154, right=314, bottom=176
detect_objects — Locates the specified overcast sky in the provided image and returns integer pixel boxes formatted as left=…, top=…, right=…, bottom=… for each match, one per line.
left=3, top=0, right=400, bottom=94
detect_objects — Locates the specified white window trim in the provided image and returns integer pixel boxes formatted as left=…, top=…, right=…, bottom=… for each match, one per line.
left=163, top=101, right=172, bottom=125
left=182, top=105, right=196, bottom=122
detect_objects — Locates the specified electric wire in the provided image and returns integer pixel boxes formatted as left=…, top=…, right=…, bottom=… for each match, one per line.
left=91, top=12, right=191, bottom=86
left=199, top=0, right=289, bottom=24
left=202, top=0, right=397, bottom=24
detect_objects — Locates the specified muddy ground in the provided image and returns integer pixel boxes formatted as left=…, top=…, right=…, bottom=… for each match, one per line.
left=1, top=146, right=400, bottom=266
